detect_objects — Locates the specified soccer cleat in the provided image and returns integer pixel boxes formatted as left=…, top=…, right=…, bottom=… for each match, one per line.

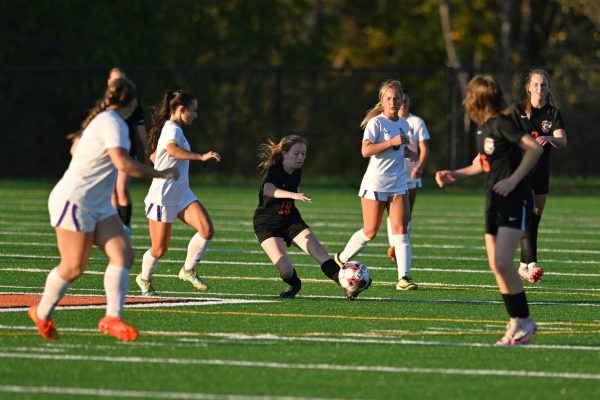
left=387, top=246, right=397, bottom=262
left=178, top=267, right=209, bottom=291
left=496, top=317, right=537, bottom=346
left=28, top=305, right=58, bottom=340
left=279, top=285, right=301, bottom=298
left=135, top=274, right=158, bottom=297
left=396, top=276, right=418, bottom=290
left=519, top=262, right=544, bottom=283
left=98, top=316, right=139, bottom=341
left=333, top=253, right=344, bottom=268
left=345, top=277, right=373, bottom=300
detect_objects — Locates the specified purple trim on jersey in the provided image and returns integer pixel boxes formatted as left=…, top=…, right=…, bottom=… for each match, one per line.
left=157, top=205, right=162, bottom=222
left=361, top=190, right=367, bottom=198
left=145, top=203, right=154, bottom=217
left=55, top=200, right=70, bottom=227
left=71, top=204, right=81, bottom=231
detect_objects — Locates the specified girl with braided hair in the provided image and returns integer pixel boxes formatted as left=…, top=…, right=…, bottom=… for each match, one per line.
left=136, top=90, right=220, bottom=296
left=29, top=78, right=179, bottom=342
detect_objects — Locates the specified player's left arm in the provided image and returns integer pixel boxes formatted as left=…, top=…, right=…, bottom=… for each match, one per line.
left=166, top=142, right=221, bottom=162
left=411, top=139, right=430, bottom=179
left=547, top=128, right=567, bottom=149
left=493, top=135, right=543, bottom=196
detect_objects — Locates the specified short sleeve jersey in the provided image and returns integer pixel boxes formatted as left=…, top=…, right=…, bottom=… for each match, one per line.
left=404, top=113, right=431, bottom=175
left=253, top=162, right=302, bottom=229
left=477, top=114, right=529, bottom=204
left=125, top=102, right=145, bottom=157
left=510, top=102, right=565, bottom=170
left=58, top=109, right=130, bottom=210
left=144, top=120, right=191, bottom=206
left=359, top=113, right=409, bottom=192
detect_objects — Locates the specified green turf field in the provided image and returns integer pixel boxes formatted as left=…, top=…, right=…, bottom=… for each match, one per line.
left=0, top=179, right=599, bottom=399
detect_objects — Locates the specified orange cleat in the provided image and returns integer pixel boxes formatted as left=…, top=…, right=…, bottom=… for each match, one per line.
left=387, top=246, right=397, bottom=262
left=28, top=305, right=58, bottom=340
left=98, top=316, right=139, bottom=341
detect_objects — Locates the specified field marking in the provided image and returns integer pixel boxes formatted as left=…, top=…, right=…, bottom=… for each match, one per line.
left=0, top=385, right=339, bottom=400
left=1, top=352, right=600, bottom=381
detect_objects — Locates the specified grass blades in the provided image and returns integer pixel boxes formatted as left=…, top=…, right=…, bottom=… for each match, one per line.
left=1, top=180, right=600, bottom=399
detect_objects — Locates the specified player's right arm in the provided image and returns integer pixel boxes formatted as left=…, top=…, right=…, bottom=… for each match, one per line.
left=435, top=154, right=484, bottom=188
left=262, top=183, right=312, bottom=203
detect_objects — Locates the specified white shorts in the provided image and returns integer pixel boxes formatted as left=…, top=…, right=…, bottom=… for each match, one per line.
left=144, top=188, right=198, bottom=223
left=48, top=192, right=116, bottom=233
left=358, top=188, right=408, bottom=202
left=406, top=178, right=422, bottom=190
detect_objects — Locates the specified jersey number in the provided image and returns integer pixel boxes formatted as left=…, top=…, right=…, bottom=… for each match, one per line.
left=480, top=154, right=491, bottom=173
left=278, top=200, right=293, bottom=215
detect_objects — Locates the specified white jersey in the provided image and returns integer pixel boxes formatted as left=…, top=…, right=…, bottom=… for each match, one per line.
left=51, top=110, right=130, bottom=212
left=404, top=112, right=431, bottom=183
left=359, top=113, right=409, bottom=192
left=145, top=120, right=191, bottom=206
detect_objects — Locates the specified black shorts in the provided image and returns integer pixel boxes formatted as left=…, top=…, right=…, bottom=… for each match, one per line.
left=485, top=192, right=533, bottom=235
left=254, top=219, right=309, bottom=247
left=528, top=160, right=550, bottom=195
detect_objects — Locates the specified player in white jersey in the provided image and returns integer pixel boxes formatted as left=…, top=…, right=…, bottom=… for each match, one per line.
left=385, top=92, right=430, bottom=272
left=28, top=78, right=178, bottom=341
left=136, top=90, right=221, bottom=297
left=334, top=80, right=417, bottom=292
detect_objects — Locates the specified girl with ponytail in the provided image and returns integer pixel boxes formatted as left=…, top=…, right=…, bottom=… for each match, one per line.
left=29, top=78, right=179, bottom=342
left=136, top=90, right=221, bottom=297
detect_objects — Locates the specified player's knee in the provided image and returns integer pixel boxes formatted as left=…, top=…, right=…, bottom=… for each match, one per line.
left=362, top=228, right=377, bottom=240
left=200, top=226, right=214, bottom=240
left=151, top=245, right=168, bottom=259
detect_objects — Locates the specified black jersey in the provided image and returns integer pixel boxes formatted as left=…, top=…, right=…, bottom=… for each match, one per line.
left=477, top=114, right=530, bottom=205
left=253, top=162, right=303, bottom=229
left=126, top=102, right=145, bottom=157
left=510, top=102, right=565, bottom=168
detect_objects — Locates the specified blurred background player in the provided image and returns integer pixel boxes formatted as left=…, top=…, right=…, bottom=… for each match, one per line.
left=253, top=135, right=364, bottom=299
left=136, top=90, right=220, bottom=296
left=385, top=90, right=430, bottom=265
left=435, top=74, right=543, bottom=345
left=28, top=78, right=178, bottom=341
left=334, top=79, right=417, bottom=291
left=510, top=69, right=567, bottom=283
left=107, top=67, right=152, bottom=238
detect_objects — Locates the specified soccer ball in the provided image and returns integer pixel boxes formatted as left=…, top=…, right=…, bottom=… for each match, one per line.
left=338, top=261, right=371, bottom=296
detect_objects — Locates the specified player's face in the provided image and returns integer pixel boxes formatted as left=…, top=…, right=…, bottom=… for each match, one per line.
left=527, top=74, right=549, bottom=104
left=381, top=88, right=401, bottom=119
left=399, top=94, right=410, bottom=117
left=180, top=100, right=198, bottom=125
left=282, top=142, right=307, bottom=171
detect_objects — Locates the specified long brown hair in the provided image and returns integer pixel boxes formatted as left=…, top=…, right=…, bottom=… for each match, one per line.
left=463, top=74, right=506, bottom=126
left=257, top=135, right=308, bottom=172
left=148, top=90, right=196, bottom=152
left=521, top=69, right=555, bottom=119
left=360, top=79, right=403, bottom=128
left=69, top=78, right=137, bottom=139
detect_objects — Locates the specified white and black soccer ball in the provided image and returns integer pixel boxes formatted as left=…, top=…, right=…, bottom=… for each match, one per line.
left=338, top=261, right=370, bottom=295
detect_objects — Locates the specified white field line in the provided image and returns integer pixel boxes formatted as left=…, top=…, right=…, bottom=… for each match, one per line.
left=0, top=385, right=338, bottom=400
left=1, top=351, right=600, bottom=381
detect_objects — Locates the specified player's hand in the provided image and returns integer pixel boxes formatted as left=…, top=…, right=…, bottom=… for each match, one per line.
left=295, top=192, right=313, bottom=204
left=492, top=177, right=516, bottom=197
left=535, top=136, right=552, bottom=146
left=411, top=167, right=422, bottom=179
left=161, top=167, right=179, bottom=180
left=435, top=170, right=455, bottom=187
left=201, top=151, right=221, bottom=162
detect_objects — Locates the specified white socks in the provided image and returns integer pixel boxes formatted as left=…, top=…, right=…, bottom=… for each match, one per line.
left=104, top=265, right=129, bottom=318
left=141, top=250, right=160, bottom=280
left=339, top=229, right=371, bottom=263
left=183, top=233, right=211, bottom=271
left=393, top=233, right=412, bottom=278
left=37, top=267, right=71, bottom=320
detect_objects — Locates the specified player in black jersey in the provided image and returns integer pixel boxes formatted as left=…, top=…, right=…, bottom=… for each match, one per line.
left=253, top=135, right=365, bottom=299
left=510, top=69, right=567, bottom=283
left=436, top=75, right=543, bottom=346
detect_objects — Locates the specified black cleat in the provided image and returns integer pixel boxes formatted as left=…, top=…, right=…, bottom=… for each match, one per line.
left=279, top=285, right=301, bottom=298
